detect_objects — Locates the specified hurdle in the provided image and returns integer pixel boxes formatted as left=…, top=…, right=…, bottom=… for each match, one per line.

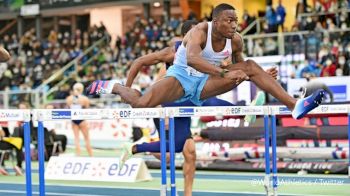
left=0, top=110, right=31, bottom=196
left=268, top=104, right=350, bottom=196
left=32, top=108, right=165, bottom=196
left=164, top=105, right=268, bottom=196
left=27, top=104, right=350, bottom=196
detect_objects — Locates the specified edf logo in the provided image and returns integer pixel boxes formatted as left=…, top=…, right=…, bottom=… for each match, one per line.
left=119, top=110, right=131, bottom=118
left=231, top=108, right=241, bottom=114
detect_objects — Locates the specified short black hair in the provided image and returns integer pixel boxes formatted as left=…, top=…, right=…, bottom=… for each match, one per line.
left=181, top=20, right=198, bottom=36
left=212, top=3, right=235, bottom=18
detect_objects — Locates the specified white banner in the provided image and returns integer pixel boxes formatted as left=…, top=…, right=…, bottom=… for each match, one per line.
left=287, top=76, right=350, bottom=102
left=45, top=157, right=152, bottom=182
left=0, top=109, right=30, bottom=121
left=42, top=119, right=134, bottom=148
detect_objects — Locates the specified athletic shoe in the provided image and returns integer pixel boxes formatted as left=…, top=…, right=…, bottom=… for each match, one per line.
left=85, top=80, right=118, bottom=96
left=292, top=89, right=325, bottom=119
left=119, top=142, right=134, bottom=169
left=244, top=91, right=265, bottom=124
left=0, top=167, right=9, bottom=175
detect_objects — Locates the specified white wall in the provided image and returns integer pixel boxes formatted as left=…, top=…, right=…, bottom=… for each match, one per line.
left=90, top=6, right=123, bottom=45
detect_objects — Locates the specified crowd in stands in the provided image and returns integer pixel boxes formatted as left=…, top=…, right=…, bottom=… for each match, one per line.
left=241, top=0, right=350, bottom=78
left=0, top=1, right=350, bottom=107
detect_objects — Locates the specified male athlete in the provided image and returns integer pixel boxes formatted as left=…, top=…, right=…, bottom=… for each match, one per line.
left=0, top=47, right=10, bottom=62
left=118, top=20, right=276, bottom=196
left=126, top=20, right=234, bottom=196
left=86, top=3, right=324, bottom=120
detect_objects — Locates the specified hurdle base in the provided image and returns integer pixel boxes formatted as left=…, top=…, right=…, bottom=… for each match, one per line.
left=160, top=185, right=167, bottom=196
left=272, top=187, right=278, bottom=196
left=264, top=175, right=271, bottom=196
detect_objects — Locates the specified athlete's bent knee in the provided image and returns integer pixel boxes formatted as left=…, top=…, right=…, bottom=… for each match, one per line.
left=245, top=59, right=260, bottom=74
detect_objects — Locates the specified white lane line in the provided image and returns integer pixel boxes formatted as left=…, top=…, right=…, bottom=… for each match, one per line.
left=0, top=190, right=109, bottom=196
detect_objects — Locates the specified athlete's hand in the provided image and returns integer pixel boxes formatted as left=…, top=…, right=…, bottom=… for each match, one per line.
left=265, top=67, right=278, bottom=80
left=225, top=70, right=249, bottom=85
left=220, top=57, right=232, bottom=68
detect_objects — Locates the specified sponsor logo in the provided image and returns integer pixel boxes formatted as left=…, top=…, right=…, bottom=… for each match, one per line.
left=242, top=107, right=263, bottom=115
left=320, top=106, right=328, bottom=113
left=0, top=112, right=20, bottom=119
left=73, top=110, right=100, bottom=120
left=114, top=110, right=131, bottom=118
left=179, top=108, right=194, bottom=116
left=279, top=107, right=290, bottom=114
left=131, top=110, right=158, bottom=118
left=195, top=107, right=217, bottom=115
left=52, top=111, right=71, bottom=119
left=226, top=107, right=241, bottom=115
left=329, top=85, right=346, bottom=101
left=303, top=101, right=310, bottom=107
left=73, top=111, right=99, bottom=116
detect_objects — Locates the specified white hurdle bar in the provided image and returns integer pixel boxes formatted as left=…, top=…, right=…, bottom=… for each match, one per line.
left=32, top=108, right=166, bottom=196
left=27, top=104, right=350, bottom=196
left=0, top=110, right=31, bottom=196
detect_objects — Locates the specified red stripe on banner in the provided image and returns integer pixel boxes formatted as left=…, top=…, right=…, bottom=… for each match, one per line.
left=341, top=151, right=346, bottom=159
left=89, top=82, right=97, bottom=94
left=103, top=81, right=109, bottom=88
left=254, top=150, right=260, bottom=158
left=97, top=81, right=103, bottom=91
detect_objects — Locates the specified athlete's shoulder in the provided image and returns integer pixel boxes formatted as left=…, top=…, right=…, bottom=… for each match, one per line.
left=232, top=32, right=243, bottom=42
left=195, top=21, right=208, bottom=31
left=66, top=95, right=73, bottom=102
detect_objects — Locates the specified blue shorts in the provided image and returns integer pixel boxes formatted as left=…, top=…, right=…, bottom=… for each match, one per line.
left=165, top=65, right=209, bottom=106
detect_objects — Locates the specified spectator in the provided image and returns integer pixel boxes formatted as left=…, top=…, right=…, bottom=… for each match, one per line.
left=66, top=83, right=92, bottom=156
left=320, top=58, right=337, bottom=76
left=43, top=105, right=68, bottom=154
left=276, top=0, right=286, bottom=30
left=0, top=126, right=23, bottom=175
left=337, top=55, right=350, bottom=75
left=265, top=6, right=278, bottom=33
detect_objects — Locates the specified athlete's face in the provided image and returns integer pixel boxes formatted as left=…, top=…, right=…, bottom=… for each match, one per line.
left=214, top=10, right=238, bottom=38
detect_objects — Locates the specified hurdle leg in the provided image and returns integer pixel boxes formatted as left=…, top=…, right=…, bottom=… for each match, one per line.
left=24, top=121, right=32, bottom=196
left=271, top=115, right=278, bottom=196
left=159, top=118, right=167, bottom=196
left=348, top=113, right=350, bottom=178
left=169, top=117, right=176, bottom=196
left=263, top=115, right=270, bottom=195
left=38, top=121, right=46, bottom=196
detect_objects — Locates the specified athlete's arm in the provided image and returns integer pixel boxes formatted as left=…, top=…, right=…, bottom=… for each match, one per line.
left=154, top=64, right=167, bottom=82
left=231, top=33, right=245, bottom=63
left=185, top=25, right=225, bottom=77
left=125, top=47, right=174, bottom=87
left=230, top=34, right=278, bottom=80
left=65, top=96, right=72, bottom=107
left=0, top=47, right=10, bottom=62
left=83, top=96, right=90, bottom=108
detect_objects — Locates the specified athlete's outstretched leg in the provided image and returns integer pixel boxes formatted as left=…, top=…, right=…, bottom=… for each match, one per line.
left=201, top=60, right=324, bottom=119
left=86, top=77, right=184, bottom=108
left=202, top=60, right=295, bottom=109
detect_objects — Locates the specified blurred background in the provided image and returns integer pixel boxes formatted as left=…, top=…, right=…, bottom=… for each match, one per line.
left=0, top=0, right=349, bottom=178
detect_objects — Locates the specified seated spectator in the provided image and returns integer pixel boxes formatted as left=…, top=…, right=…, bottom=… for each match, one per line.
left=320, top=58, right=336, bottom=77
left=44, top=105, right=67, bottom=154
left=0, top=125, right=24, bottom=176
left=337, top=55, right=350, bottom=76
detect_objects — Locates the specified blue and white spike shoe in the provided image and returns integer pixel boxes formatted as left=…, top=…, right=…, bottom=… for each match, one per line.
left=291, top=89, right=325, bottom=119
